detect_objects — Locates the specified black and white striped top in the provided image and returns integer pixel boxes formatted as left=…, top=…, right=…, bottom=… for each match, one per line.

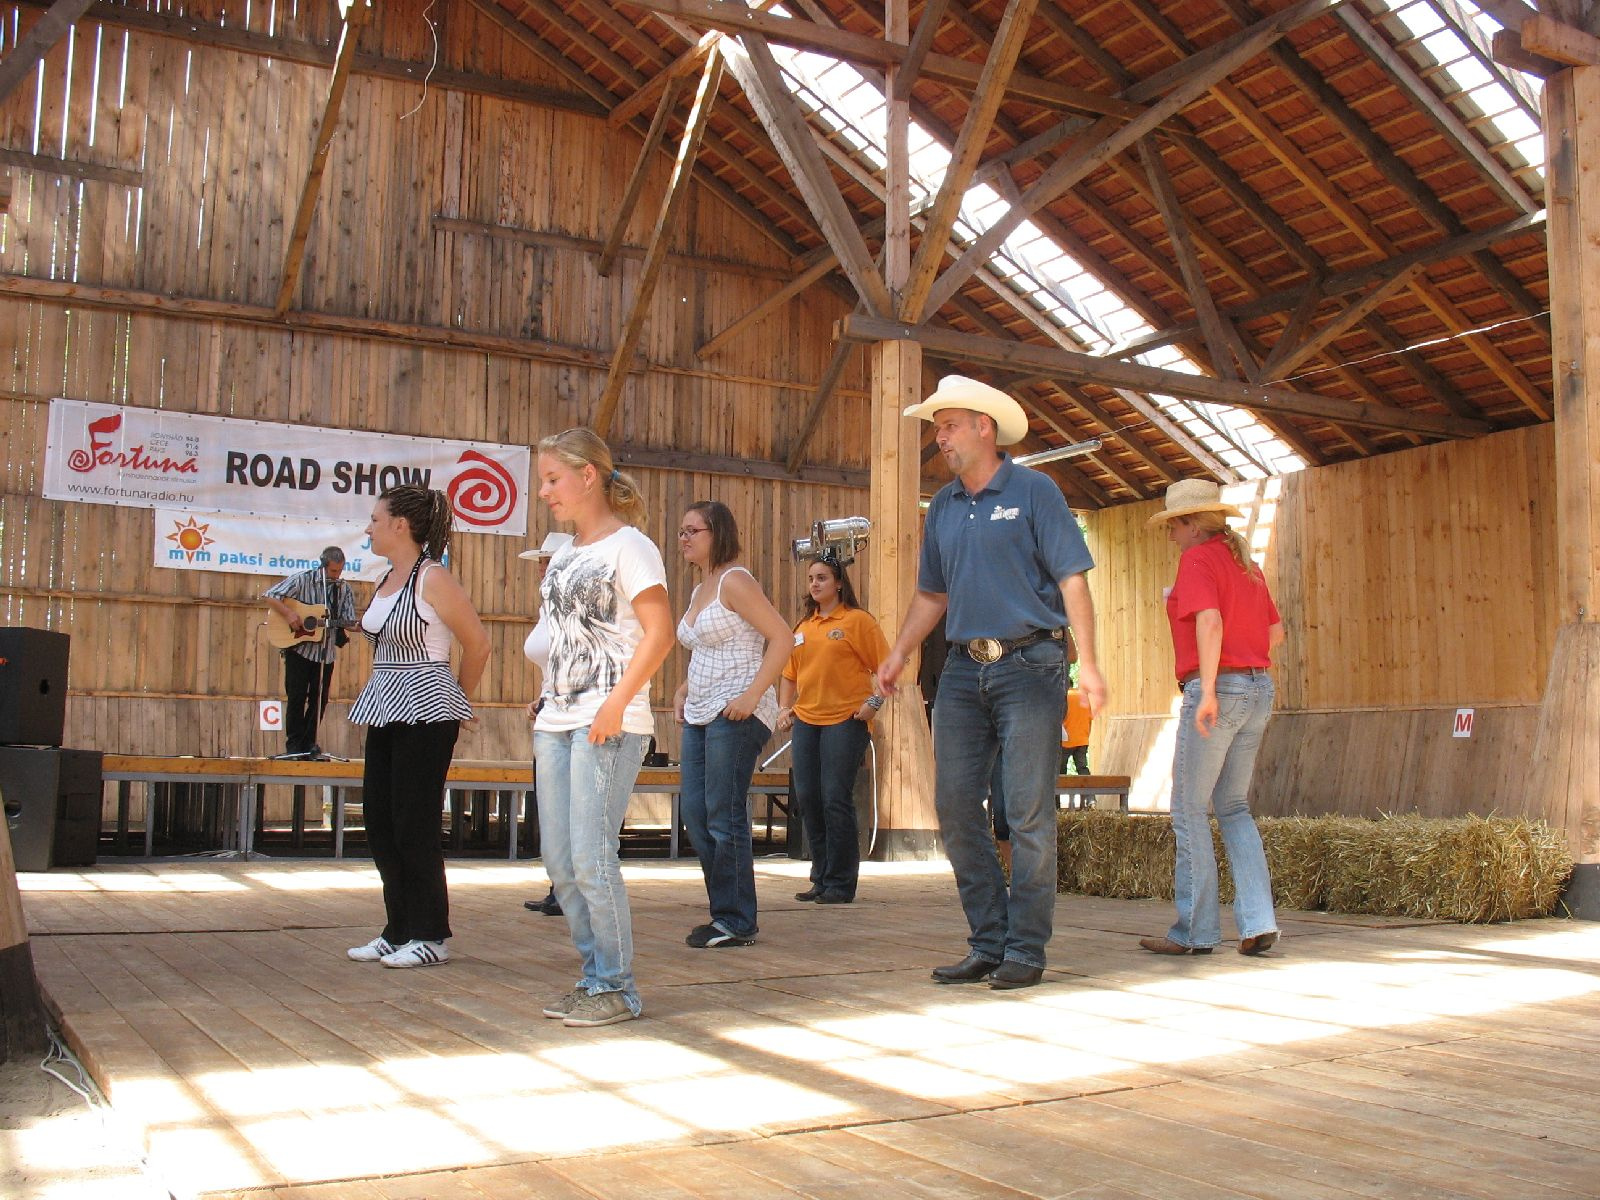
left=348, top=559, right=473, bottom=727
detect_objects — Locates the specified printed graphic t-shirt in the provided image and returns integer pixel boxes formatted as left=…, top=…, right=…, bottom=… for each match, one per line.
left=535, top=526, right=667, bottom=736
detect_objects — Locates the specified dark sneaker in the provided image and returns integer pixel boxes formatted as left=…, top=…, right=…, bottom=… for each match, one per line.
left=793, top=887, right=821, bottom=902
left=563, top=991, right=636, bottom=1027
left=813, top=892, right=853, bottom=904
left=685, top=923, right=756, bottom=948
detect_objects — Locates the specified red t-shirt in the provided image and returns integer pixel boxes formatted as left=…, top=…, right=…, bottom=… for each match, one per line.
left=1166, top=535, right=1281, bottom=681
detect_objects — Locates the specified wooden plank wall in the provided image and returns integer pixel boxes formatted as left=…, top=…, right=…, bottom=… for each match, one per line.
left=1084, top=423, right=1558, bottom=819
left=0, top=0, right=873, bottom=765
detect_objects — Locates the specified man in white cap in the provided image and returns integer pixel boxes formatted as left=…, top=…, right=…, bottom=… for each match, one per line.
left=879, top=376, right=1107, bottom=990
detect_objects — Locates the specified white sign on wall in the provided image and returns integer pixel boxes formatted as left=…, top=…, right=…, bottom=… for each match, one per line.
left=154, top=511, right=388, bottom=581
left=43, top=398, right=530, bottom=536
left=259, top=700, right=283, bottom=732
left=1453, top=708, right=1475, bottom=738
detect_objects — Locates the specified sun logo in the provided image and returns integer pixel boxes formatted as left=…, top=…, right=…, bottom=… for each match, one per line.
left=166, top=516, right=214, bottom=562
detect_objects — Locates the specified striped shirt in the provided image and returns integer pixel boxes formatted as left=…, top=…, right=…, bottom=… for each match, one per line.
left=348, top=559, right=472, bottom=727
left=264, top=565, right=356, bottom=665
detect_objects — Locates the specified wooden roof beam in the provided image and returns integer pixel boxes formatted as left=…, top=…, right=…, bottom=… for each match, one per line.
left=1259, top=267, right=1424, bottom=382
left=598, top=76, right=689, bottom=278
left=0, top=0, right=98, bottom=105
left=785, top=335, right=859, bottom=474
left=901, top=0, right=1040, bottom=322
left=917, top=0, right=1340, bottom=320
left=838, top=314, right=1490, bottom=439
left=274, top=0, right=371, bottom=319
left=720, top=33, right=892, bottom=316
left=892, top=0, right=948, bottom=100
left=593, top=50, right=725, bottom=438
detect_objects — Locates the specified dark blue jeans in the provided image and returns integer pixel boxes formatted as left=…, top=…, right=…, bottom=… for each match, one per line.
left=680, top=714, right=769, bottom=938
left=933, top=639, right=1067, bottom=969
left=791, top=716, right=871, bottom=899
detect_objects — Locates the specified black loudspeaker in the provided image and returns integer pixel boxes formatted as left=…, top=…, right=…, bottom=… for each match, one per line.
left=1, top=747, right=101, bottom=871
left=0, top=628, right=70, bottom=747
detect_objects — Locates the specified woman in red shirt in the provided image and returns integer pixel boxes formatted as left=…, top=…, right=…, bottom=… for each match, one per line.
left=1142, top=480, right=1284, bottom=958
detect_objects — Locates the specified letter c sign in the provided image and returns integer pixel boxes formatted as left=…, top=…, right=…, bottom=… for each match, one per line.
left=260, top=701, right=283, bottom=732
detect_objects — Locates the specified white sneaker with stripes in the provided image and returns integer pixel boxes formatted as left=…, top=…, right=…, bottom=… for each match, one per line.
left=347, top=936, right=396, bottom=962
left=380, top=940, right=450, bottom=969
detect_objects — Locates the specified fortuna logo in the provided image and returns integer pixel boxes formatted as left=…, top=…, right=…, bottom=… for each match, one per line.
left=67, top=413, right=199, bottom=476
left=990, top=504, right=1020, bottom=521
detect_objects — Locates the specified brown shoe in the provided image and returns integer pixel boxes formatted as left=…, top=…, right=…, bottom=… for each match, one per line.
left=1138, top=936, right=1213, bottom=955
left=1238, top=932, right=1279, bottom=956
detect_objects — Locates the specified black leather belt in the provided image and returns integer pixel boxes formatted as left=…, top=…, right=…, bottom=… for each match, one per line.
left=954, top=627, right=1063, bottom=665
left=1178, top=666, right=1270, bottom=689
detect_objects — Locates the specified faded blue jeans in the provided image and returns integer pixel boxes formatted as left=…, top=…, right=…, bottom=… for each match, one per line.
left=1168, top=673, right=1278, bottom=949
left=933, top=638, right=1068, bottom=969
left=535, top=728, right=649, bottom=1015
left=679, top=714, right=769, bottom=938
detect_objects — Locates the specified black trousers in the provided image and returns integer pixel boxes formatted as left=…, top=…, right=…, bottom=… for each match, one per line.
left=282, top=651, right=327, bottom=755
left=364, top=720, right=460, bottom=944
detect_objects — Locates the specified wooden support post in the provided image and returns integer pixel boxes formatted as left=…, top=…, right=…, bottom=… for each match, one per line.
left=0, top=0, right=97, bottom=106
left=0, top=818, right=47, bottom=1061
left=1529, top=63, right=1600, bottom=913
left=598, top=75, right=689, bottom=278
left=869, top=0, right=939, bottom=860
left=274, top=0, right=371, bottom=319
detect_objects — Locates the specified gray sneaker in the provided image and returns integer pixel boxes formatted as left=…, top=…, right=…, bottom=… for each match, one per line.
left=542, top=987, right=589, bottom=1019
left=563, top=990, right=637, bottom=1027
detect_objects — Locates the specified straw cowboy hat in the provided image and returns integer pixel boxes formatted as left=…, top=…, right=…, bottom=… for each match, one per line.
left=1146, top=479, right=1245, bottom=526
left=518, top=531, right=574, bottom=561
left=902, top=375, right=1029, bottom=445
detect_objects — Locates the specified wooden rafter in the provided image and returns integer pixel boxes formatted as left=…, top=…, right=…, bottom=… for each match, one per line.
left=785, top=335, right=858, bottom=473
left=1259, top=268, right=1424, bottom=383
left=900, top=0, right=1040, bottom=322
left=597, top=76, right=689, bottom=277
left=593, top=49, right=725, bottom=439
left=892, top=0, right=948, bottom=100
left=274, top=0, right=371, bottom=319
left=917, top=0, right=1338, bottom=320
left=607, top=0, right=780, bottom=128
left=839, top=315, right=1490, bottom=439
left=0, top=0, right=97, bottom=105
left=720, top=33, right=892, bottom=316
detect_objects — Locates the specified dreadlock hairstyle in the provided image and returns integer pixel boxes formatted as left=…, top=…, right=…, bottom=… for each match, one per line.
left=380, top=486, right=455, bottom=561
left=1184, top=511, right=1257, bottom=577
left=537, top=427, right=648, bottom=528
left=799, top=553, right=861, bottom=622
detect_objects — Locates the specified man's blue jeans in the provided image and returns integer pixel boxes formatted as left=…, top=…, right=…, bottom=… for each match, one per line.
left=1167, top=673, right=1278, bottom=949
left=932, top=639, right=1067, bottom=969
left=535, top=728, right=649, bottom=1014
left=679, top=714, right=769, bottom=938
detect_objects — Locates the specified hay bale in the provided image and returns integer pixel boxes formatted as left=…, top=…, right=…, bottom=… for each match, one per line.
left=1057, top=810, right=1572, bottom=923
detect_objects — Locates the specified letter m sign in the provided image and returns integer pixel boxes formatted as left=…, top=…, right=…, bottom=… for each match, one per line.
left=1453, top=708, right=1475, bottom=738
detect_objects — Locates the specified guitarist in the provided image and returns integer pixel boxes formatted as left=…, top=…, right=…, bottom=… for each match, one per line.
left=264, top=547, right=357, bottom=759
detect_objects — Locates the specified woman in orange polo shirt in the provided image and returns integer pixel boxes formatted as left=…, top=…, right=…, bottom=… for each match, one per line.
left=776, top=555, right=890, bottom=904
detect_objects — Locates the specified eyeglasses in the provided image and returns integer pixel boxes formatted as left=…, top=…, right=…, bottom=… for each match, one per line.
left=677, top=527, right=708, bottom=539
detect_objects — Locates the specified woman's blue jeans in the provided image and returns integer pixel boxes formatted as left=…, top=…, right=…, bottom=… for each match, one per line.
left=535, top=728, right=648, bottom=1014
left=932, top=639, right=1067, bottom=969
left=790, top=716, right=871, bottom=899
left=679, top=714, right=769, bottom=938
left=1168, top=673, right=1278, bottom=949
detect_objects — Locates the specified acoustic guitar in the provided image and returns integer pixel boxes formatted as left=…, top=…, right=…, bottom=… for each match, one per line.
left=264, top=599, right=357, bottom=650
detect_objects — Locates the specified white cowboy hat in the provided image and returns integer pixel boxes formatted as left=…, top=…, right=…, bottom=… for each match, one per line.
left=518, top=531, right=574, bottom=561
left=1147, top=479, right=1245, bottom=526
left=902, top=375, right=1029, bottom=446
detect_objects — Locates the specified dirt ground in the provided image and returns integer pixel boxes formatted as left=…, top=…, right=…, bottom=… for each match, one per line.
left=0, top=1054, right=167, bottom=1200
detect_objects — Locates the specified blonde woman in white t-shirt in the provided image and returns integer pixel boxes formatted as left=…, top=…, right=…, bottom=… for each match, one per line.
left=531, top=429, right=673, bottom=1028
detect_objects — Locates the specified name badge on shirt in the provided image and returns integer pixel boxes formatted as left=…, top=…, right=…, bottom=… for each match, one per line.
left=793, top=632, right=805, bottom=646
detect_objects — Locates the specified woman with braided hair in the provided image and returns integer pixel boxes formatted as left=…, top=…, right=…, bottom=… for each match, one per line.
left=346, top=485, right=490, bottom=969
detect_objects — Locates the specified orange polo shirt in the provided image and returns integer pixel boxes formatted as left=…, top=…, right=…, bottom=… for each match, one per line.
left=1062, top=687, right=1091, bottom=748
left=783, top=605, right=891, bottom=726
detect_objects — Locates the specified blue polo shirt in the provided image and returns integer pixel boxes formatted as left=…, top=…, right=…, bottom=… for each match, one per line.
left=918, top=455, right=1094, bottom=643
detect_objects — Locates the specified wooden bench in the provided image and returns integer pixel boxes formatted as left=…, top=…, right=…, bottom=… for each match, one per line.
left=1054, top=773, right=1132, bottom=812
left=100, top=755, right=789, bottom=860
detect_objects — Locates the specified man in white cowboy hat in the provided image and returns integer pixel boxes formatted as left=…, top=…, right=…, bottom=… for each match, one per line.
left=879, top=375, right=1107, bottom=991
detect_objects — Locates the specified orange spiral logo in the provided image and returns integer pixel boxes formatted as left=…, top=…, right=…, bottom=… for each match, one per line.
left=448, top=450, right=517, bottom=527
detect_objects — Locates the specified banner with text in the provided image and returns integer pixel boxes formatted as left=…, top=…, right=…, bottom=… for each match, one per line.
left=44, top=398, right=530, bottom=535
left=154, top=511, right=389, bottom=581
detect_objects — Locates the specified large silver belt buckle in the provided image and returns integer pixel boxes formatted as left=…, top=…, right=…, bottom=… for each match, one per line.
left=968, top=637, right=1003, bottom=664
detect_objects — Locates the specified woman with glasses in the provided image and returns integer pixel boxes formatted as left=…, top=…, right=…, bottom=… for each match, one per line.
left=673, top=501, right=791, bottom=948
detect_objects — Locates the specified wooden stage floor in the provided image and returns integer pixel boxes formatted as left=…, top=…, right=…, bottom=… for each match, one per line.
left=18, top=859, right=1600, bottom=1199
